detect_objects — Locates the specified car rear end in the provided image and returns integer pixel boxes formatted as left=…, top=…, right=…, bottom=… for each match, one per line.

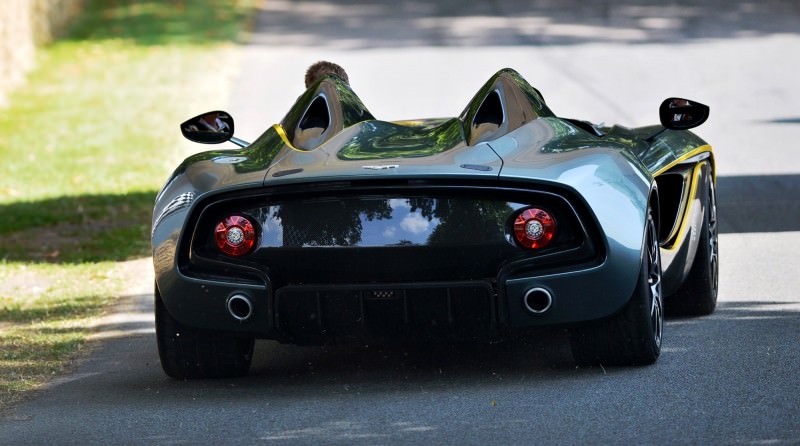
left=165, top=178, right=607, bottom=344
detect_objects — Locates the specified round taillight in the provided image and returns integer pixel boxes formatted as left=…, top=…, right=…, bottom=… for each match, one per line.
left=513, top=208, right=556, bottom=249
left=215, top=215, right=256, bottom=256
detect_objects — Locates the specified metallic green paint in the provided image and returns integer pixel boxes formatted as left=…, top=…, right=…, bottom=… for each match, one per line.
left=337, top=118, right=465, bottom=160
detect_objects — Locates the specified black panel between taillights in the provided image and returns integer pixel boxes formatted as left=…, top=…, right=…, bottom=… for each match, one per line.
left=179, top=180, right=605, bottom=287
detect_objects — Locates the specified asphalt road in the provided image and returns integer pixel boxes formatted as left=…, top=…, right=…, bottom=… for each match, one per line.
left=2, top=1, right=799, bottom=444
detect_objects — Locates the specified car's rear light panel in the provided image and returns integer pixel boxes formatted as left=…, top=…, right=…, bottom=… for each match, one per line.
left=185, top=186, right=599, bottom=285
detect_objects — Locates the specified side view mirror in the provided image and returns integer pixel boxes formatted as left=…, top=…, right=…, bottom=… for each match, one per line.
left=659, top=98, right=709, bottom=130
left=180, top=111, right=234, bottom=144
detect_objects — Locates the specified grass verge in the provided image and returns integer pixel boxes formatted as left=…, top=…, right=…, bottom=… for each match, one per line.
left=0, top=262, right=123, bottom=408
left=0, top=0, right=258, bottom=409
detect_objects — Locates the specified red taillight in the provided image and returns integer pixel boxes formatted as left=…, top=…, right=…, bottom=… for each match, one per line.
left=215, top=215, right=256, bottom=256
left=513, top=208, right=556, bottom=249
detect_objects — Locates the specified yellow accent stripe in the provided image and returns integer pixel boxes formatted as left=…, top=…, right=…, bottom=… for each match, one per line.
left=272, top=124, right=304, bottom=152
left=664, top=163, right=702, bottom=251
left=653, top=144, right=714, bottom=177
left=654, top=145, right=716, bottom=247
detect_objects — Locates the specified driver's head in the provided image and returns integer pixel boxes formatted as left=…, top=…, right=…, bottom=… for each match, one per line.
left=305, top=61, right=349, bottom=88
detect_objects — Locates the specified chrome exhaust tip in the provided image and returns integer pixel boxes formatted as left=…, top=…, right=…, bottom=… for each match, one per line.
left=523, top=288, right=553, bottom=314
left=227, top=294, right=253, bottom=321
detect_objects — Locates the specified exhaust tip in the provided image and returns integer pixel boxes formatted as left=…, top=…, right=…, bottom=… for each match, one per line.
left=524, top=287, right=553, bottom=314
left=227, top=294, right=253, bottom=321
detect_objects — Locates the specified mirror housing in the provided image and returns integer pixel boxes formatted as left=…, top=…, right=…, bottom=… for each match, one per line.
left=659, top=98, right=709, bottom=130
left=180, top=111, right=234, bottom=144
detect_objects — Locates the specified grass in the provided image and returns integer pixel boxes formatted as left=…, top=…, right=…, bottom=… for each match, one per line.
left=0, top=0, right=258, bottom=409
left=0, top=262, right=123, bottom=407
left=0, top=192, right=155, bottom=262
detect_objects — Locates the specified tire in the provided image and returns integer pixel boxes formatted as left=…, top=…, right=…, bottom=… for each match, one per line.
left=569, top=207, right=663, bottom=366
left=155, top=285, right=254, bottom=379
left=667, top=176, right=718, bottom=316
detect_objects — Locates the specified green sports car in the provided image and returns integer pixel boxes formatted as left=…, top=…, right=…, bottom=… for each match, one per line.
left=152, top=68, right=716, bottom=378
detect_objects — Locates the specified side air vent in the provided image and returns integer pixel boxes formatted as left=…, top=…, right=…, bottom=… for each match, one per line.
left=294, top=95, right=331, bottom=149
left=474, top=90, right=504, bottom=127
left=655, top=172, right=687, bottom=243
left=470, top=90, right=505, bottom=144
left=299, top=96, right=330, bottom=131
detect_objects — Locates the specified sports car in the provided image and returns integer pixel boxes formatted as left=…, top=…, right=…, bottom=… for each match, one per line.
left=152, top=68, right=716, bottom=379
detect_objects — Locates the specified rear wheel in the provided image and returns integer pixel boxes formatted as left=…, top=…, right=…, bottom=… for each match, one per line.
left=569, top=207, right=663, bottom=366
left=667, top=177, right=718, bottom=316
left=155, top=285, right=254, bottom=379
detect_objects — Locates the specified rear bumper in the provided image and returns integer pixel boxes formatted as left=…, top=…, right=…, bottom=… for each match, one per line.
left=153, top=179, right=645, bottom=343
left=155, top=254, right=634, bottom=344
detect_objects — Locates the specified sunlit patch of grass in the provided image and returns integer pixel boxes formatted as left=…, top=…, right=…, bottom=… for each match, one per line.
left=0, top=42, right=242, bottom=201
left=67, top=0, right=255, bottom=46
left=0, top=262, right=119, bottom=322
left=0, top=0, right=258, bottom=204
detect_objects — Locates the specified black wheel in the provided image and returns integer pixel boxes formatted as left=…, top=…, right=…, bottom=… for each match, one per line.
left=569, top=207, right=663, bottom=366
left=667, top=177, right=718, bottom=316
left=155, top=285, right=254, bottom=379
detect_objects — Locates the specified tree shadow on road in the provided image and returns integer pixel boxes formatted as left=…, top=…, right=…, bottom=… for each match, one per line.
left=248, top=330, right=576, bottom=384
left=5, top=300, right=798, bottom=446
left=717, top=174, right=800, bottom=233
left=249, top=0, right=800, bottom=49
left=229, top=299, right=799, bottom=393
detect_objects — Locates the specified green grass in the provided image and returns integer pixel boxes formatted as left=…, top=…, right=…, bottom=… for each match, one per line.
left=0, top=192, right=155, bottom=262
left=0, top=42, right=236, bottom=202
left=0, top=263, right=117, bottom=323
left=0, top=262, right=123, bottom=408
left=0, top=0, right=258, bottom=409
left=66, top=0, right=253, bottom=46
left=0, top=0, right=258, bottom=260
